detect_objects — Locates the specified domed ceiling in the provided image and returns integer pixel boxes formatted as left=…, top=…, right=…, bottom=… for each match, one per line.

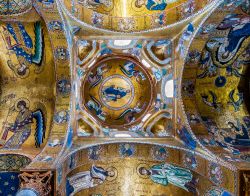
left=82, top=56, right=154, bottom=127
left=62, top=0, right=215, bottom=32
left=76, top=39, right=174, bottom=137
left=182, top=1, right=250, bottom=156
left=0, top=0, right=249, bottom=196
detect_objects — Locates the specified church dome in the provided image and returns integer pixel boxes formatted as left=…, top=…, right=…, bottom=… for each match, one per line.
left=82, top=55, right=154, bottom=128
left=0, top=0, right=32, bottom=15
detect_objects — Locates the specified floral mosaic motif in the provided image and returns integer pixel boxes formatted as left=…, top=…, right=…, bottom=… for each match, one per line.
left=48, top=21, right=64, bottom=32
left=54, top=110, right=69, bottom=124
left=57, top=78, right=71, bottom=96
left=205, top=186, right=232, bottom=196
left=119, top=143, right=136, bottom=157
left=183, top=152, right=197, bottom=169
left=88, top=145, right=102, bottom=160
left=0, top=154, right=31, bottom=171
left=208, top=162, right=223, bottom=185
left=0, top=0, right=32, bottom=15
left=151, top=146, right=168, bottom=161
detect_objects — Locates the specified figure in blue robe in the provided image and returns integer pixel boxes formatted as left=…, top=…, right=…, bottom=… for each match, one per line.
left=135, top=0, right=167, bottom=11
left=4, top=22, right=43, bottom=77
left=87, top=96, right=106, bottom=121
left=102, top=85, right=130, bottom=102
left=139, top=163, right=197, bottom=193
left=120, top=61, right=137, bottom=77
left=38, top=0, right=54, bottom=5
left=225, top=120, right=250, bottom=147
left=0, top=100, right=45, bottom=149
left=177, top=126, right=197, bottom=150
left=216, top=15, right=250, bottom=63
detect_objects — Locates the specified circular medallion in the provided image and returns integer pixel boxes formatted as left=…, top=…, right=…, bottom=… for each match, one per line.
left=215, top=76, right=226, bottom=87
left=82, top=56, right=153, bottom=127
left=99, top=75, right=135, bottom=111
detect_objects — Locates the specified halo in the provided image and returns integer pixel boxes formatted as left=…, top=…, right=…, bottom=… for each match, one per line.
left=131, top=0, right=145, bottom=12
left=15, top=98, right=30, bottom=111
left=136, top=163, right=150, bottom=179
left=106, top=166, right=118, bottom=181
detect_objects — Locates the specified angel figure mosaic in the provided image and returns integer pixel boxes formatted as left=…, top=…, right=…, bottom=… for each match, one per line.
left=1, top=22, right=44, bottom=78
left=0, top=99, right=46, bottom=149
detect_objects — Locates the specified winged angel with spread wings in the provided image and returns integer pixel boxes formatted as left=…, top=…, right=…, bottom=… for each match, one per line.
left=0, top=99, right=46, bottom=149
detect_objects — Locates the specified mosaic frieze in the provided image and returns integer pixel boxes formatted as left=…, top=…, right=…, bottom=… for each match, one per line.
left=59, top=143, right=235, bottom=196
left=62, top=0, right=215, bottom=32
